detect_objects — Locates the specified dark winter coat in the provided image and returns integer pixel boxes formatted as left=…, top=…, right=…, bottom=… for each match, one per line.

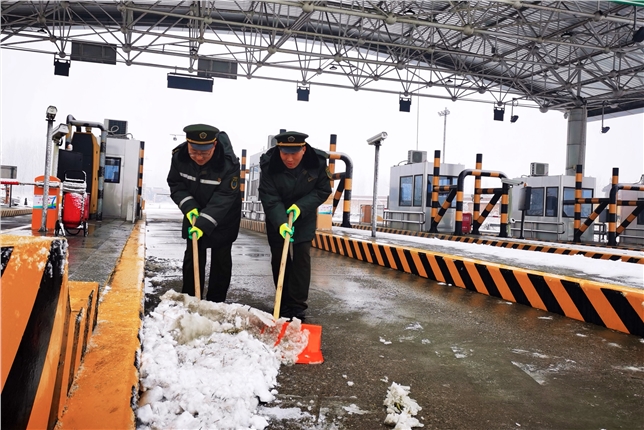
left=258, top=144, right=332, bottom=246
left=167, top=131, right=241, bottom=248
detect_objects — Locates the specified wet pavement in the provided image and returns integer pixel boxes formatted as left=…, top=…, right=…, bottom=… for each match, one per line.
left=144, top=208, right=644, bottom=430
left=3, top=208, right=642, bottom=429
left=1, top=212, right=135, bottom=289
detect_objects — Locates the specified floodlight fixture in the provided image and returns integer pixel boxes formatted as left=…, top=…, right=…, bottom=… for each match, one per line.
left=54, top=58, right=70, bottom=76
left=602, top=126, right=610, bottom=134
left=510, top=100, right=518, bottom=123
left=399, top=96, right=411, bottom=112
left=493, top=106, right=505, bottom=121
left=297, top=85, right=310, bottom=101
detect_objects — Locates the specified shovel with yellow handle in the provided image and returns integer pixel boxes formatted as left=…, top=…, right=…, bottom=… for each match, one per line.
left=272, top=211, right=323, bottom=364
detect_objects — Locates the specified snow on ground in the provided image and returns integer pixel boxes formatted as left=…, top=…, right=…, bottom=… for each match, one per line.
left=136, top=291, right=423, bottom=430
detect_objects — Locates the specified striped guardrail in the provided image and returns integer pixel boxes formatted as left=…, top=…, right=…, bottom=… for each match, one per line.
left=311, top=231, right=643, bottom=337
left=340, top=223, right=644, bottom=265
left=239, top=220, right=644, bottom=336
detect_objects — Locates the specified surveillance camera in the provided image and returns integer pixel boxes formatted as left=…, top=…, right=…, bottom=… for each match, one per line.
left=367, top=132, right=388, bottom=145
left=52, top=123, right=70, bottom=146
left=501, top=178, right=524, bottom=186
left=45, top=105, right=58, bottom=121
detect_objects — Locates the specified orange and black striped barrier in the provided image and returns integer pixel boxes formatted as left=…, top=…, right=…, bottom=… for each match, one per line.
left=240, top=149, right=246, bottom=201
left=456, top=168, right=509, bottom=237
left=1, top=235, right=70, bottom=429
left=327, top=149, right=353, bottom=228
left=473, top=153, right=483, bottom=234
left=572, top=165, right=644, bottom=245
left=312, top=230, right=644, bottom=337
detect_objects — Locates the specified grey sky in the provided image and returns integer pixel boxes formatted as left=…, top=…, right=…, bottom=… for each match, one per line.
left=1, top=48, right=642, bottom=200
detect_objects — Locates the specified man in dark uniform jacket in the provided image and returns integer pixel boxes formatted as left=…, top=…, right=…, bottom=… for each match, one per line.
left=258, top=131, right=332, bottom=320
left=167, top=124, right=241, bottom=301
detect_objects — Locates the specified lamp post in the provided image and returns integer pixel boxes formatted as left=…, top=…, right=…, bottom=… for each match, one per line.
left=437, top=107, right=450, bottom=163
left=367, top=132, right=388, bottom=238
left=40, top=105, right=58, bottom=232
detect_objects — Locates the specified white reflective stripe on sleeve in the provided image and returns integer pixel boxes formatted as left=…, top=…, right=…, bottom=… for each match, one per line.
left=200, top=178, right=221, bottom=185
left=200, top=212, right=218, bottom=228
left=179, top=172, right=197, bottom=181
left=179, top=196, right=195, bottom=208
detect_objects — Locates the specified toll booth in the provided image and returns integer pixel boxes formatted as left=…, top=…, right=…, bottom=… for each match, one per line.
left=54, top=119, right=144, bottom=221
left=102, top=136, right=144, bottom=221
left=509, top=164, right=596, bottom=242
left=388, top=150, right=465, bottom=233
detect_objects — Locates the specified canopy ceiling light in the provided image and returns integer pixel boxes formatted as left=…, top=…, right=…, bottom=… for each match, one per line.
left=399, top=96, right=411, bottom=112
left=297, top=85, right=310, bottom=101
left=493, top=106, right=505, bottom=121
left=633, top=27, right=644, bottom=43
left=54, top=58, right=70, bottom=76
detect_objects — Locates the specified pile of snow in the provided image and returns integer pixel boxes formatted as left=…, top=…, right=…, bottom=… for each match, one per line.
left=383, top=382, right=424, bottom=429
left=136, top=290, right=308, bottom=430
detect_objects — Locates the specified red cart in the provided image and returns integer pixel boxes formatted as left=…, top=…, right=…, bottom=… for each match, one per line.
left=55, top=171, right=89, bottom=237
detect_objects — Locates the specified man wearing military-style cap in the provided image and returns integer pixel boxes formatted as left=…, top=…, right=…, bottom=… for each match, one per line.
left=167, top=124, right=241, bottom=301
left=258, top=131, right=332, bottom=321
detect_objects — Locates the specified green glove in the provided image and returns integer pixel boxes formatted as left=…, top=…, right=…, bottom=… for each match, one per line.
left=286, top=204, right=301, bottom=222
left=186, top=208, right=199, bottom=224
left=279, top=223, right=294, bottom=242
left=188, top=225, right=203, bottom=240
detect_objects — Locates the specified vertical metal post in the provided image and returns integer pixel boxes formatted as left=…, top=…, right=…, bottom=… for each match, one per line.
left=371, top=141, right=380, bottom=238
left=39, top=117, right=55, bottom=232
left=430, top=150, right=440, bottom=233
left=472, top=153, right=482, bottom=234
left=96, top=129, right=107, bottom=220
left=438, top=108, right=450, bottom=163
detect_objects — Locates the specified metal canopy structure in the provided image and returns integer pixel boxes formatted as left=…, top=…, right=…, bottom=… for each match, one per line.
left=2, top=1, right=644, bottom=117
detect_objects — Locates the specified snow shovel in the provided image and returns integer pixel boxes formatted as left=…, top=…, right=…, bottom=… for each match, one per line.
left=190, top=217, right=201, bottom=300
left=272, top=211, right=324, bottom=364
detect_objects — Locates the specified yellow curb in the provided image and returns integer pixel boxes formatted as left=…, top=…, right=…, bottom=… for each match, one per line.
left=57, top=221, right=145, bottom=430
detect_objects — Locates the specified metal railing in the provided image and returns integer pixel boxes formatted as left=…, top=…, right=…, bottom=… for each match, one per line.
left=383, top=209, right=425, bottom=231
left=242, top=200, right=265, bottom=221
left=509, top=220, right=566, bottom=238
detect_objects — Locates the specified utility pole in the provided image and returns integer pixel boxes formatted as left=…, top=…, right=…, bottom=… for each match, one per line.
left=438, top=107, right=450, bottom=163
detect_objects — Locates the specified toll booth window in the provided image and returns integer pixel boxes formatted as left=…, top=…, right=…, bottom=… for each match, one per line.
left=105, top=157, right=121, bottom=183
left=545, top=187, right=558, bottom=217
left=638, top=198, right=644, bottom=225
left=399, top=176, right=413, bottom=206
left=526, top=187, right=544, bottom=216
left=562, top=187, right=593, bottom=218
left=413, top=175, right=423, bottom=206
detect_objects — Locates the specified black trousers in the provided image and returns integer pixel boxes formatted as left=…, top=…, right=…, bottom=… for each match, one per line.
left=182, top=240, right=233, bottom=302
left=270, top=241, right=311, bottom=314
